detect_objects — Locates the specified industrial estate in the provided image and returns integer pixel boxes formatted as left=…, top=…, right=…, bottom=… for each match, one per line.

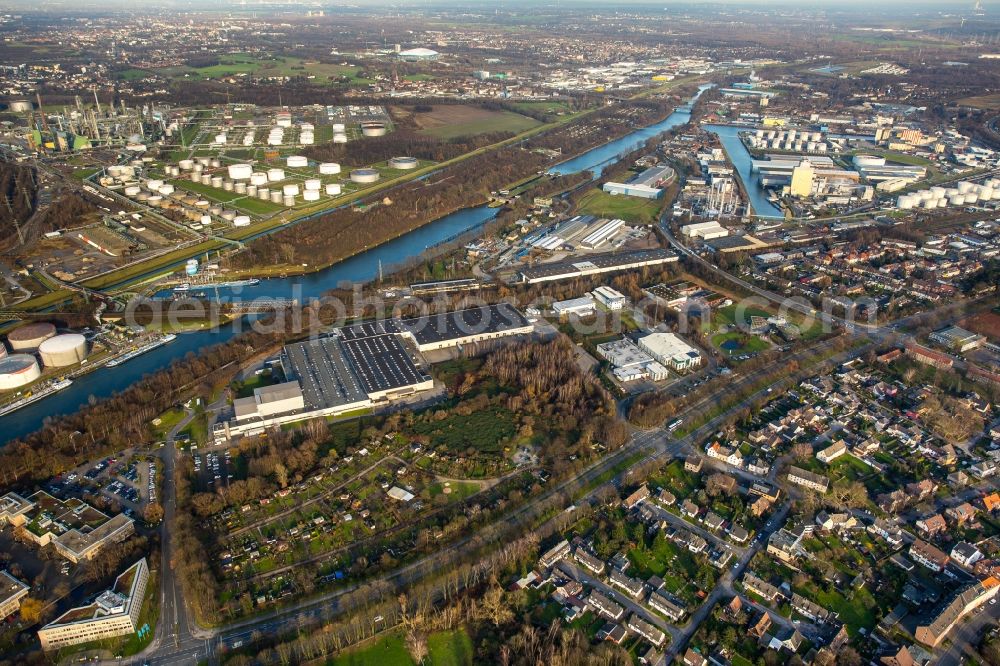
left=0, top=2, right=999, bottom=666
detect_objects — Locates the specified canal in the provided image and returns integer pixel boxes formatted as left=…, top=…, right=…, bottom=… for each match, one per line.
left=4, top=87, right=710, bottom=442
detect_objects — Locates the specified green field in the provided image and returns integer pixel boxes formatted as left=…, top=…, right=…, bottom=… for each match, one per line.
left=426, top=629, right=474, bottom=666
left=168, top=55, right=374, bottom=86
left=419, top=110, right=540, bottom=140
left=575, top=187, right=664, bottom=225
left=330, top=635, right=414, bottom=666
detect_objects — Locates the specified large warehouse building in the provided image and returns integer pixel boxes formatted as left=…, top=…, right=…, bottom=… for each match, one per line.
left=638, top=332, right=703, bottom=372
left=518, top=249, right=678, bottom=284
left=219, top=304, right=533, bottom=439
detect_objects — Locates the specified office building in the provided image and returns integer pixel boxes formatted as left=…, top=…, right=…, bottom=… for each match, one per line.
left=0, top=571, right=28, bottom=621
left=638, top=332, right=702, bottom=372
left=38, top=559, right=148, bottom=651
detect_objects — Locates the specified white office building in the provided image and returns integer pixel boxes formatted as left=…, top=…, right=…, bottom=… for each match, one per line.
left=638, top=332, right=702, bottom=372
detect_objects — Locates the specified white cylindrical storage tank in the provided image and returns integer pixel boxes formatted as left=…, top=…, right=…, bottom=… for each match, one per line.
left=936, top=198, right=947, bottom=208
left=148, top=195, right=163, bottom=207
left=214, top=133, right=227, bottom=145
left=299, top=133, right=314, bottom=145
left=930, top=187, right=946, bottom=198
left=333, top=133, right=348, bottom=144
left=201, top=215, right=212, bottom=226
left=303, top=190, right=320, bottom=202
left=211, top=159, right=221, bottom=168
left=304, top=178, right=321, bottom=191
left=228, top=163, right=253, bottom=180
left=350, top=168, right=380, bottom=184
left=243, top=133, right=255, bottom=147
left=235, top=182, right=247, bottom=194
left=283, top=195, right=296, bottom=207
left=247, top=185, right=258, bottom=197
left=7, top=322, right=56, bottom=351
left=923, top=198, right=937, bottom=209
left=267, top=168, right=285, bottom=182
left=221, top=210, right=237, bottom=221
left=179, top=159, right=195, bottom=171
left=282, top=184, right=300, bottom=196
left=965, top=192, right=978, bottom=203
left=168, top=166, right=180, bottom=177
left=190, top=172, right=201, bottom=183
left=108, top=166, right=123, bottom=178
left=896, top=195, right=913, bottom=209
left=124, top=186, right=141, bottom=197
left=993, top=190, right=1000, bottom=200
left=192, top=163, right=203, bottom=173
left=159, top=184, right=175, bottom=196
left=195, top=200, right=210, bottom=209
left=286, top=155, right=308, bottom=168
left=250, top=172, right=268, bottom=186
left=258, top=188, right=270, bottom=200
left=957, top=181, right=974, bottom=193
left=755, top=129, right=764, bottom=138
left=209, top=205, right=223, bottom=215
left=270, top=191, right=283, bottom=203
left=38, top=333, right=87, bottom=367
left=197, top=157, right=211, bottom=166
left=332, top=123, right=346, bottom=133
left=211, top=176, right=223, bottom=188
left=233, top=215, right=251, bottom=227
left=136, top=192, right=150, bottom=202
left=146, top=179, right=163, bottom=191
left=918, top=190, right=934, bottom=201
left=222, top=180, right=234, bottom=192
left=950, top=194, right=966, bottom=206
left=0, top=355, right=41, bottom=390
left=319, top=162, right=341, bottom=175
left=388, top=156, right=418, bottom=170
left=268, top=136, right=283, bottom=146
left=300, top=122, right=314, bottom=132
left=326, top=183, right=342, bottom=196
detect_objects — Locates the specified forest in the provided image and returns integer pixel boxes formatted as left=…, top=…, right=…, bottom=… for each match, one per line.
left=303, top=129, right=513, bottom=166
left=0, top=162, right=36, bottom=248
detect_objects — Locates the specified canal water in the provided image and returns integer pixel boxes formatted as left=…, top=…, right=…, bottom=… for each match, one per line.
left=703, top=124, right=784, bottom=219
left=3, top=87, right=711, bottom=442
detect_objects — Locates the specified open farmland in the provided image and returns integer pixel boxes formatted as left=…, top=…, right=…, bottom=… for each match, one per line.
left=408, top=105, right=541, bottom=139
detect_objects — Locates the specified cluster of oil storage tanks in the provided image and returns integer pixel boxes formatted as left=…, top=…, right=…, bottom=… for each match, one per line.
left=747, top=129, right=830, bottom=153
left=0, top=323, right=88, bottom=390
left=896, top=179, right=1000, bottom=210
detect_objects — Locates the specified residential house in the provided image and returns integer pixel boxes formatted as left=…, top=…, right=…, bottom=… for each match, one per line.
left=817, top=441, right=847, bottom=463
left=624, top=485, right=650, bottom=510
left=588, top=590, right=624, bottom=621
left=950, top=542, right=984, bottom=567
left=791, top=592, right=835, bottom=623
left=915, top=578, right=1000, bottom=647
left=609, top=570, right=645, bottom=599
left=816, top=511, right=858, bottom=532
left=597, top=622, right=627, bottom=644
left=574, top=548, right=606, bottom=575
left=916, top=514, right=947, bottom=537
left=787, top=466, right=830, bottom=493
left=743, top=573, right=783, bottom=602
left=910, top=540, right=950, bottom=573
left=868, top=519, right=904, bottom=547
left=684, top=455, right=703, bottom=473
left=683, top=649, right=708, bottom=666
left=539, top=540, right=571, bottom=568
left=750, top=611, right=773, bottom=638
left=946, top=503, right=977, bottom=526
left=648, top=590, right=686, bottom=621
left=627, top=614, right=666, bottom=647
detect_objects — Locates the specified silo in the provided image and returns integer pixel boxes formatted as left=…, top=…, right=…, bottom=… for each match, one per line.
left=214, top=133, right=227, bottom=145
left=333, top=133, right=348, bottom=144
left=211, top=176, right=223, bottom=188
left=282, top=184, right=300, bottom=197
left=957, top=181, right=974, bottom=193
left=896, top=195, right=912, bottom=209
left=135, top=192, right=150, bottom=202
left=210, top=159, right=221, bottom=168
left=147, top=196, right=163, bottom=207
left=124, top=186, right=141, bottom=197
left=0, top=355, right=41, bottom=390
left=300, top=122, right=314, bottom=132
left=235, top=182, right=246, bottom=194
left=209, top=206, right=223, bottom=216
left=228, top=164, right=253, bottom=180
left=930, top=187, right=946, bottom=198
left=936, top=198, right=947, bottom=208
left=258, top=188, right=270, bottom=200
left=38, top=334, right=88, bottom=367
left=388, top=157, right=418, bottom=170
left=965, top=192, right=978, bottom=203
left=351, top=169, right=380, bottom=184
left=299, top=133, right=314, bottom=145
left=221, top=210, right=237, bottom=221
left=159, top=184, right=175, bottom=195
left=190, top=172, right=201, bottom=183
left=304, top=179, right=321, bottom=191
left=179, top=159, right=195, bottom=171
left=949, top=194, right=966, bottom=206
left=250, top=172, right=268, bottom=186
left=270, top=191, right=283, bottom=203
left=303, top=190, right=320, bottom=201
left=7, top=322, right=56, bottom=351
left=201, top=174, right=212, bottom=185
left=200, top=215, right=212, bottom=226
left=923, top=198, right=937, bottom=209
left=146, top=179, right=164, bottom=191
left=195, top=200, right=210, bottom=208
left=247, top=185, right=258, bottom=197
left=222, top=181, right=234, bottom=192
